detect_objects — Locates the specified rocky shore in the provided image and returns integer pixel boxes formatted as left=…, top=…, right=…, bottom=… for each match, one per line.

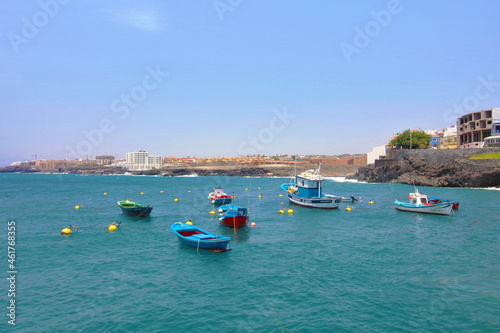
left=351, top=148, right=500, bottom=188
left=0, top=163, right=361, bottom=178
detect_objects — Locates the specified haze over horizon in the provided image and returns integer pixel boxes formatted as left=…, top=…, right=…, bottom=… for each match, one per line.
left=1, top=1, right=500, bottom=167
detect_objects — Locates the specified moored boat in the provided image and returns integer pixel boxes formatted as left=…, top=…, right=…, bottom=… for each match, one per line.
left=117, top=199, right=153, bottom=217
left=281, top=159, right=342, bottom=209
left=217, top=204, right=249, bottom=228
left=171, top=222, right=231, bottom=251
left=395, top=189, right=453, bottom=215
left=208, top=187, right=232, bottom=205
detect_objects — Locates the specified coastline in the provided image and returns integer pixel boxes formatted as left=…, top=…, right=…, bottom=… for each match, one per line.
left=4, top=151, right=500, bottom=188
left=0, top=163, right=362, bottom=178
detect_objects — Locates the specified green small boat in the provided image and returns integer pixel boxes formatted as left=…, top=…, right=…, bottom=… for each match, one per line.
left=117, top=199, right=153, bottom=217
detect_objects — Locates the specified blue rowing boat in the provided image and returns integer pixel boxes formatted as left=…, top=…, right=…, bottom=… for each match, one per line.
left=171, top=222, right=231, bottom=251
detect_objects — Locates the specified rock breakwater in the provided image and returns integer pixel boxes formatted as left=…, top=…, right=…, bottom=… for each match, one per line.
left=352, top=148, right=500, bottom=187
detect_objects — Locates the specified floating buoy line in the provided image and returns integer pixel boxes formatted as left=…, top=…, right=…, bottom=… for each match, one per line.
left=73, top=205, right=114, bottom=210
left=61, top=221, right=174, bottom=235
left=340, top=201, right=394, bottom=211
left=66, top=186, right=391, bottom=237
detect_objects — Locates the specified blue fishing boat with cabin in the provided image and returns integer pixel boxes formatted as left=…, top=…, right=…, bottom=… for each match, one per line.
left=281, top=160, right=342, bottom=209
left=217, top=204, right=249, bottom=228
left=171, top=222, right=231, bottom=251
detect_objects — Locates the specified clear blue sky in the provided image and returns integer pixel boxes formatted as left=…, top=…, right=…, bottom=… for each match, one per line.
left=1, top=0, right=500, bottom=166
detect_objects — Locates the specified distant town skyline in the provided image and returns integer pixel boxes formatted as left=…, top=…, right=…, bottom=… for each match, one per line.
left=2, top=1, right=500, bottom=167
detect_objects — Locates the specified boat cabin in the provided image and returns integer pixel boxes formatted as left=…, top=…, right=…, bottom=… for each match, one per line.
left=409, top=189, right=431, bottom=206
left=218, top=205, right=247, bottom=216
left=214, top=187, right=225, bottom=196
left=295, top=170, right=325, bottom=197
left=237, top=207, right=247, bottom=216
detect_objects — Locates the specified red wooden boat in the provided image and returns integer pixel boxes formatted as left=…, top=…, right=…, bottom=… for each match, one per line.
left=217, top=204, right=249, bottom=228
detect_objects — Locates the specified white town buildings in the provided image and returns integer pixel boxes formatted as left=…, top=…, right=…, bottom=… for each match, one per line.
left=123, top=150, right=163, bottom=170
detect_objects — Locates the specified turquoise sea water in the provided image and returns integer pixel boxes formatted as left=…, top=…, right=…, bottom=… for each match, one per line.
left=1, top=173, right=499, bottom=332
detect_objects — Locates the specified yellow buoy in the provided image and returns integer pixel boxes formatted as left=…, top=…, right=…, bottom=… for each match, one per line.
left=346, top=207, right=351, bottom=211
left=369, top=200, right=374, bottom=205
left=104, top=192, right=107, bottom=195
left=258, top=194, right=263, bottom=198
left=279, top=209, right=285, bottom=214
left=61, top=228, right=72, bottom=235
left=74, top=205, right=81, bottom=210
left=188, top=190, right=191, bottom=193
left=245, top=188, right=248, bottom=191
left=140, top=192, right=144, bottom=195
left=108, top=224, right=117, bottom=232
left=174, top=198, right=179, bottom=202
left=279, top=194, right=283, bottom=197
left=258, top=187, right=261, bottom=190
left=210, top=210, right=216, bottom=215
left=160, top=190, right=164, bottom=193
left=250, top=222, right=256, bottom=227
left=287, top=208, right=294, bottom=214
left=186, top=221, right=193, bottom=225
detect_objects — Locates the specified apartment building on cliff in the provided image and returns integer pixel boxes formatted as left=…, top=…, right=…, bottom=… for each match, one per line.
left=457, top=108, right=499, bottom=148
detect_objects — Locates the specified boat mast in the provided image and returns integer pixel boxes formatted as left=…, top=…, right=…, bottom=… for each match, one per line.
left=317, top=161, right=323, bottom=197
left=293, top=155, right=297, bottom=186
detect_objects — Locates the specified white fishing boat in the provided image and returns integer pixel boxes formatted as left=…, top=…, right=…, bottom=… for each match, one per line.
left=395, top=188, right=453, bottom=215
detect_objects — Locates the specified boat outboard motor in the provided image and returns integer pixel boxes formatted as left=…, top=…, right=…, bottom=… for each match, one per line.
left=350, top=195, right=358, bottom=203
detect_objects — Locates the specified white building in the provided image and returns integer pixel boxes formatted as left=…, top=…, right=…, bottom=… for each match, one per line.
left=439, top=126, right=458, bottom=149
left=367, top=145, right=387, bottom=165
left=124, top=150, right=163, bottom=170
left=148, top=155, right=163, bottom=166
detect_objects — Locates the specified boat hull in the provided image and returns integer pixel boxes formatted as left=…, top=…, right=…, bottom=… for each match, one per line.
left=119, top=206, right=153, bottom=217
left=212, top=197, right=232, bottom=205
left=219, top=215, right=249, bottom=228
left=394, top=200, right=453, bottom=215
left=287, top=193, right=341, bottom=209
left=177, top=237, right=231, bottom=250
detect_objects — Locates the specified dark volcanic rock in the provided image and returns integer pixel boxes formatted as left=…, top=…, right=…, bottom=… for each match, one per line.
left=352, top=150, right=500, bottom=188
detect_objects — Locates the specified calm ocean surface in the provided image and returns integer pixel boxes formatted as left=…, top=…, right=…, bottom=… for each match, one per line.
left=1, top=173, right=499, bottom=332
